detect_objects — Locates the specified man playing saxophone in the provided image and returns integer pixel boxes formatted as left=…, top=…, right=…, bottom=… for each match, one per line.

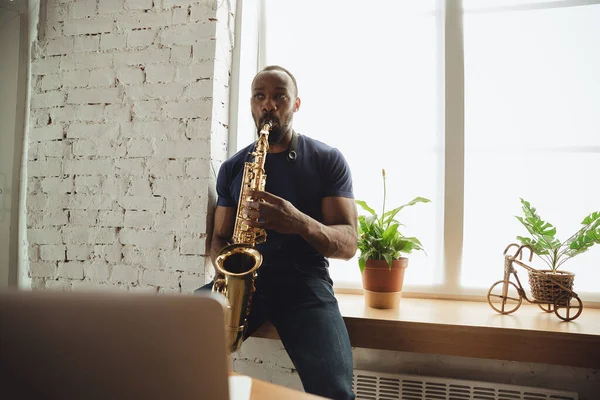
left=201, top=65, right=357, bottom=400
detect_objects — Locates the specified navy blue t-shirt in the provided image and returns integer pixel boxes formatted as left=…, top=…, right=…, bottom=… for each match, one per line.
left=216, top=133, right=354, bottom=280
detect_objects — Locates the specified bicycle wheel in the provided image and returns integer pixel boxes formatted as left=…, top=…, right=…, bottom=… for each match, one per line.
left=487, top=280, right=523, bottom=314
left=554, top=294, right=583, bottom=322
left=538, top=303, right=555, bottom=313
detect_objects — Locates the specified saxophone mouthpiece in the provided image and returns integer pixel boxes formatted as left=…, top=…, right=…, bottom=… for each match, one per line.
left=260, top=121, right=273, bottom=133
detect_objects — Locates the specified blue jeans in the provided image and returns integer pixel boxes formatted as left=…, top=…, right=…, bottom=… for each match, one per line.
left=197, top=275, right=355, bottom=400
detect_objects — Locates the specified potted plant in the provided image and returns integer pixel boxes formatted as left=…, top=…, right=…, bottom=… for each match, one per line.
left=515, top=198, right=600, bottom=302
left=356, top=169, right=430, bottom=309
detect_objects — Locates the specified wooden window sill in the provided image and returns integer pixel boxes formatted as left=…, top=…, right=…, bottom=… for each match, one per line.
left=252, top=294, right=600, bottom=369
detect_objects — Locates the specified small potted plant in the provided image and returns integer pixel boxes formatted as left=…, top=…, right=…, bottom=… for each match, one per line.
left=515, top=198, right=600, bottom=302
left=356, top=169, right=430, bottom=309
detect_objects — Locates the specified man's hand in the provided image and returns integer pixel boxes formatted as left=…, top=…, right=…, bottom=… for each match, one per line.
left=240, top=190, right=357, bottom=260
left=242, top=190, right=308, bottom=235
left=213, top=271, right=226, bottom=291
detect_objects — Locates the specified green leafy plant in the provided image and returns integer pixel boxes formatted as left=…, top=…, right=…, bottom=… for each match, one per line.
left=356, top=169, right=431, bottom=273
left=516, top=198, right=600, bottom=273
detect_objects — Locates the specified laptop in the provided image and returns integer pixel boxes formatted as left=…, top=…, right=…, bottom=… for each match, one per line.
left=0, top=289, right=251, bottom=400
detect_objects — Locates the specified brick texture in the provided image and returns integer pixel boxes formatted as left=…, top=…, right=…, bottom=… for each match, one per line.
left=26, top=0, right=234, bottom=293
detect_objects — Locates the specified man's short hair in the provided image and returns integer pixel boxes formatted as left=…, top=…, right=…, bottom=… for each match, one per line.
left=252, top=65, right=298, bottom=96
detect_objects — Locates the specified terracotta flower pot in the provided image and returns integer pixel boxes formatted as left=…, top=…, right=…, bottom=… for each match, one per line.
left=362, top=258, right=408, bottom=309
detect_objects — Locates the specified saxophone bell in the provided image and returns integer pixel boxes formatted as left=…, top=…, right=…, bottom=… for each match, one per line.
left=215, top=244, right=262, bottom=277
left=213, top=243, right=263, bottom=353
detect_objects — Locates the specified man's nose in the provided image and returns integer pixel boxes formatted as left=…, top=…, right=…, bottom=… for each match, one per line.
left=262, top=98, right=277, bottom=112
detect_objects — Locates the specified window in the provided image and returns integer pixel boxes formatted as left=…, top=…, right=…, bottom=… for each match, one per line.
left=230, top=0, right=600, bottom=301
left=462, top=1, right=600, bottom=296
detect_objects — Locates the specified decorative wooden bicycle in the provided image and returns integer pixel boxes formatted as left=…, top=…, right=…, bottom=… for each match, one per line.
left=487, top=243, right=583, bottom=322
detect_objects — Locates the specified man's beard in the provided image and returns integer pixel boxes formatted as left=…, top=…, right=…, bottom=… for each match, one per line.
left=267, top=126, right=284, bottom=144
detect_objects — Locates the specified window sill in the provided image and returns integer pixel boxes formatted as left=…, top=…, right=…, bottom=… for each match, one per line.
left=252, top=293, right=600, bottom=369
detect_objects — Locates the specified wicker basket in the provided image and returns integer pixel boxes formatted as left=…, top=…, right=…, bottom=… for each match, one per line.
left=528, top=270, right=575, bottom=302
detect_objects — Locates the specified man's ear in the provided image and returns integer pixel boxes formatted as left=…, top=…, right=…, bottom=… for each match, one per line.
left=294, top=97, right=301, bottom=112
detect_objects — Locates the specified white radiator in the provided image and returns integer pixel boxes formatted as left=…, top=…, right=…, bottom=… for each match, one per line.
left=353, top=370, right=578, bottom=400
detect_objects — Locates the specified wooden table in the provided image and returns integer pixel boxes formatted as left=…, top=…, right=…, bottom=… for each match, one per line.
left=248, top=376, right=326, bottom=399
left=231, top=373, right=327, bottom=399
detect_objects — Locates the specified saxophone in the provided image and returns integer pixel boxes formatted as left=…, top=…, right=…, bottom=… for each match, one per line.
left=212, top=121, right=271, bottom=353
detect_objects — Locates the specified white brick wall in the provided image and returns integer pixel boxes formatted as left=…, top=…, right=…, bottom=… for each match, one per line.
left=26, top=0, right=234, bottom=293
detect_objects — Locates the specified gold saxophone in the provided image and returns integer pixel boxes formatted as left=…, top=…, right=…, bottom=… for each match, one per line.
left=212, top=121, right=271, bottom=353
